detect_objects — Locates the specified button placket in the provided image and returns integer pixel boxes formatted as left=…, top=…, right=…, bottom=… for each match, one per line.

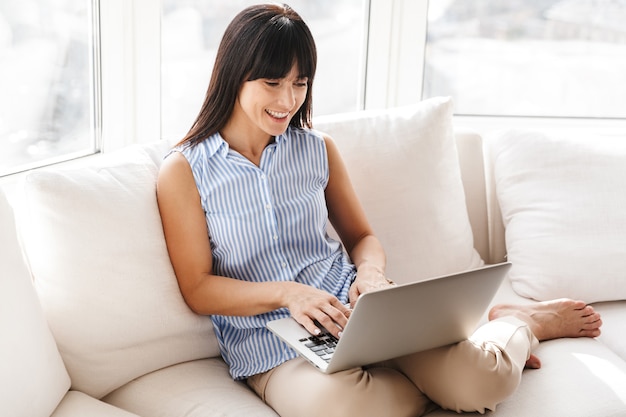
left=258, top=169, right=291, bottom=275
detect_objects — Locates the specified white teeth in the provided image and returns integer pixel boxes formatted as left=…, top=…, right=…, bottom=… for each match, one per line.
left=266, top=109, right=289, bottom=119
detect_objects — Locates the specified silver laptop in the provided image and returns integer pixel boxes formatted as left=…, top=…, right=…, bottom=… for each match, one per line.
left=267, top=262, right=510, bottom=373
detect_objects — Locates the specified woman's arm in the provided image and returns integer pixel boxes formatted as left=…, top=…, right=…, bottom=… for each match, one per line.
left=323, top=135, right=394, bottom=306
left=156, top=151, right=350, bottom=336
left=156, top=152, right=283, bottom=316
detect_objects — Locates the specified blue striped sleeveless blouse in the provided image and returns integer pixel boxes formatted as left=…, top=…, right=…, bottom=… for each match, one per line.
left=176, top=126, right=356, bottom=379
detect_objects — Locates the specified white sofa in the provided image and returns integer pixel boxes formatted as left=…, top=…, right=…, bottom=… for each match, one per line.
left=2, top=97, right=626, bottom=417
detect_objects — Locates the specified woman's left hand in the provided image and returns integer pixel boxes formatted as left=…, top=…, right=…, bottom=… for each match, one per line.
left=348, top=265, right=396, bottom=308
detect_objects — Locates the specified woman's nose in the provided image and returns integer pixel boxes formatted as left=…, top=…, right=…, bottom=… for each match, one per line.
left=278, top=85, right=296, bottom=108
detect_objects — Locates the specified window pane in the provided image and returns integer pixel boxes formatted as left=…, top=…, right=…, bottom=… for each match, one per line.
left=423, top=0, right=626, bottom=118
left=161, top=0, right=368, bottom=140
left=0, top=0, right=98, bottom=176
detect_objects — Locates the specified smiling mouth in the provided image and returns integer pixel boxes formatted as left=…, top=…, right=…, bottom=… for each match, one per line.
left=266, top=109, right=290, bottom=119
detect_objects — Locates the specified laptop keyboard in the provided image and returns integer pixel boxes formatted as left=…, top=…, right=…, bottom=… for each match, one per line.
left=299, top=333, right=338, bottom=363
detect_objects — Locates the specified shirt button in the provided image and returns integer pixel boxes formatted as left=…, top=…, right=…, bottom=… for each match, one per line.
left=281, top=262, right=287, bottom=268
left=265, top=203, right=271, bottom=210
left=273, top=235, right=278, bottom=240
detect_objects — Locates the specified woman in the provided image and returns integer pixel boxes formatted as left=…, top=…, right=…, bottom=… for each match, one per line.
left=156, top=4, right=602, bottom=416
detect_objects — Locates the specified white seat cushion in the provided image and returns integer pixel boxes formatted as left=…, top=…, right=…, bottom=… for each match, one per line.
left=594, top=301, right=626, bottom=362
left=0, top=188, right=71, bottom=417
left=103, top=359, right=279, bottom=417
left=426, top=338, right=626, bottom=416
left=51, top=391, right=139, bottom=417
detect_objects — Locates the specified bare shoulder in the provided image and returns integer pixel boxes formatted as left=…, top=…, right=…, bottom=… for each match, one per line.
left=317, top=131, right=342, bottom=161
left=158, top=152, right=195, bottom=192
left=157, top=151, right=201, bottom=211
left=317, top=130, right=334, bottom=145
left=158, top=151, right=191, bottom=181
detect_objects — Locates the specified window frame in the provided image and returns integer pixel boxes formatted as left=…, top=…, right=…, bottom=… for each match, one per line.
left=119, top=0, right=626, bottom=133
left=3, top=0, right=625, bottom=182
left=0, top=0, right=104, bottom=178
left=365, top=0, right=428, bottom=109
left=98, top=0, right=161, bottom=153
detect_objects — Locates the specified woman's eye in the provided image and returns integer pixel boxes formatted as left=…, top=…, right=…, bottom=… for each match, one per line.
left=265, top=81, right=280, bottom=87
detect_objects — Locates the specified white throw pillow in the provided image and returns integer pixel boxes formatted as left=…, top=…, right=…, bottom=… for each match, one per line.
left=16, top=145, right=218, bottom=399
left=0, top=188, right=71, bottom=417
left=492, top=130, right=626, bottom=303
left=314, top=97, right=483, bottom=283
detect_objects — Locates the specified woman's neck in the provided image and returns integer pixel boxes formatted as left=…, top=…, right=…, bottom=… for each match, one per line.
left=220, top=121, right=273, bottom=166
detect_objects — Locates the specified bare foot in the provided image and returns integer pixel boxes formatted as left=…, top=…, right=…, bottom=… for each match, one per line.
left=525, top=354, right=541, bottom=369
left=488, top=298, right=602, bottom=342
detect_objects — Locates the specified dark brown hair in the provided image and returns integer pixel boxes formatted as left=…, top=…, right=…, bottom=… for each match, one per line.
left=179, top=3, right=317, bottom=147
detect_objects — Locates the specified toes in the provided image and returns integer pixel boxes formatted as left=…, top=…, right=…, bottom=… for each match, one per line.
left=570, top=299, right=588, bottom=310
left=525, top=354, right=542, bottom=369
left=579, top=315, right=602, bottom=337
left=579, top=309, right=602, bottom=326
left=587, top=313, right=602, bottom=325
left=584, top=315, right=602, bottom=329
left=579, top=305, right=596, bottom=316
left=579, top=328, right=601, bottom=338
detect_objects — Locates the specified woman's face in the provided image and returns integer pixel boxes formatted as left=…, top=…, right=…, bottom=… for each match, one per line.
left=234, top=63, right=308, bottom=140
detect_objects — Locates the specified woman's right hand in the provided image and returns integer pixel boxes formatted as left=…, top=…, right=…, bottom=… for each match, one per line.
left=283, top=282, right=351, bottom=339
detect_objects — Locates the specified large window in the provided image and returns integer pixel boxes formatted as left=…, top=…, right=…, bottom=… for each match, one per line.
left=3, top=0, right=624, bottom=177
left=160, top=0, right=369, bottom=141
left=423, top=0, right=626, bottom=119
left=0, top=0, right=99, bottom=176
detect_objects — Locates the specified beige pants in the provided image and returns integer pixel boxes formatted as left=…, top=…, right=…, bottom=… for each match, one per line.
left=247, top=317, right=538, bottom=417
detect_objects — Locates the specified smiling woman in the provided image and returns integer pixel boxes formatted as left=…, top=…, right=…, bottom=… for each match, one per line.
left=156, top=5, right=364, bottom=383
left=178, top=3, right=317, bottom=150
left=154, top=6, right=605, bottom=417
left=220, top=66, right=309, bottom=166
left=224, top=66, right=309, bottom=149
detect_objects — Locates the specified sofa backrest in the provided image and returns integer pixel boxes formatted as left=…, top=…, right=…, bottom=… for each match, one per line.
left=454, top=129, right=490, bottom=264
left=482, top=135, right=508, bottom=264
left=315, top=98, right=484, bottom=283
left=15, top=142, right=219, bottom=399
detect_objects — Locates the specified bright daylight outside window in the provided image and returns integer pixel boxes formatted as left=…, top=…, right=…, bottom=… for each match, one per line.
left=0, top=0, right=99, bottom=176
left=423, top=0, right=626, bottom=118
left=161, top=0, right=368, bottom=141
